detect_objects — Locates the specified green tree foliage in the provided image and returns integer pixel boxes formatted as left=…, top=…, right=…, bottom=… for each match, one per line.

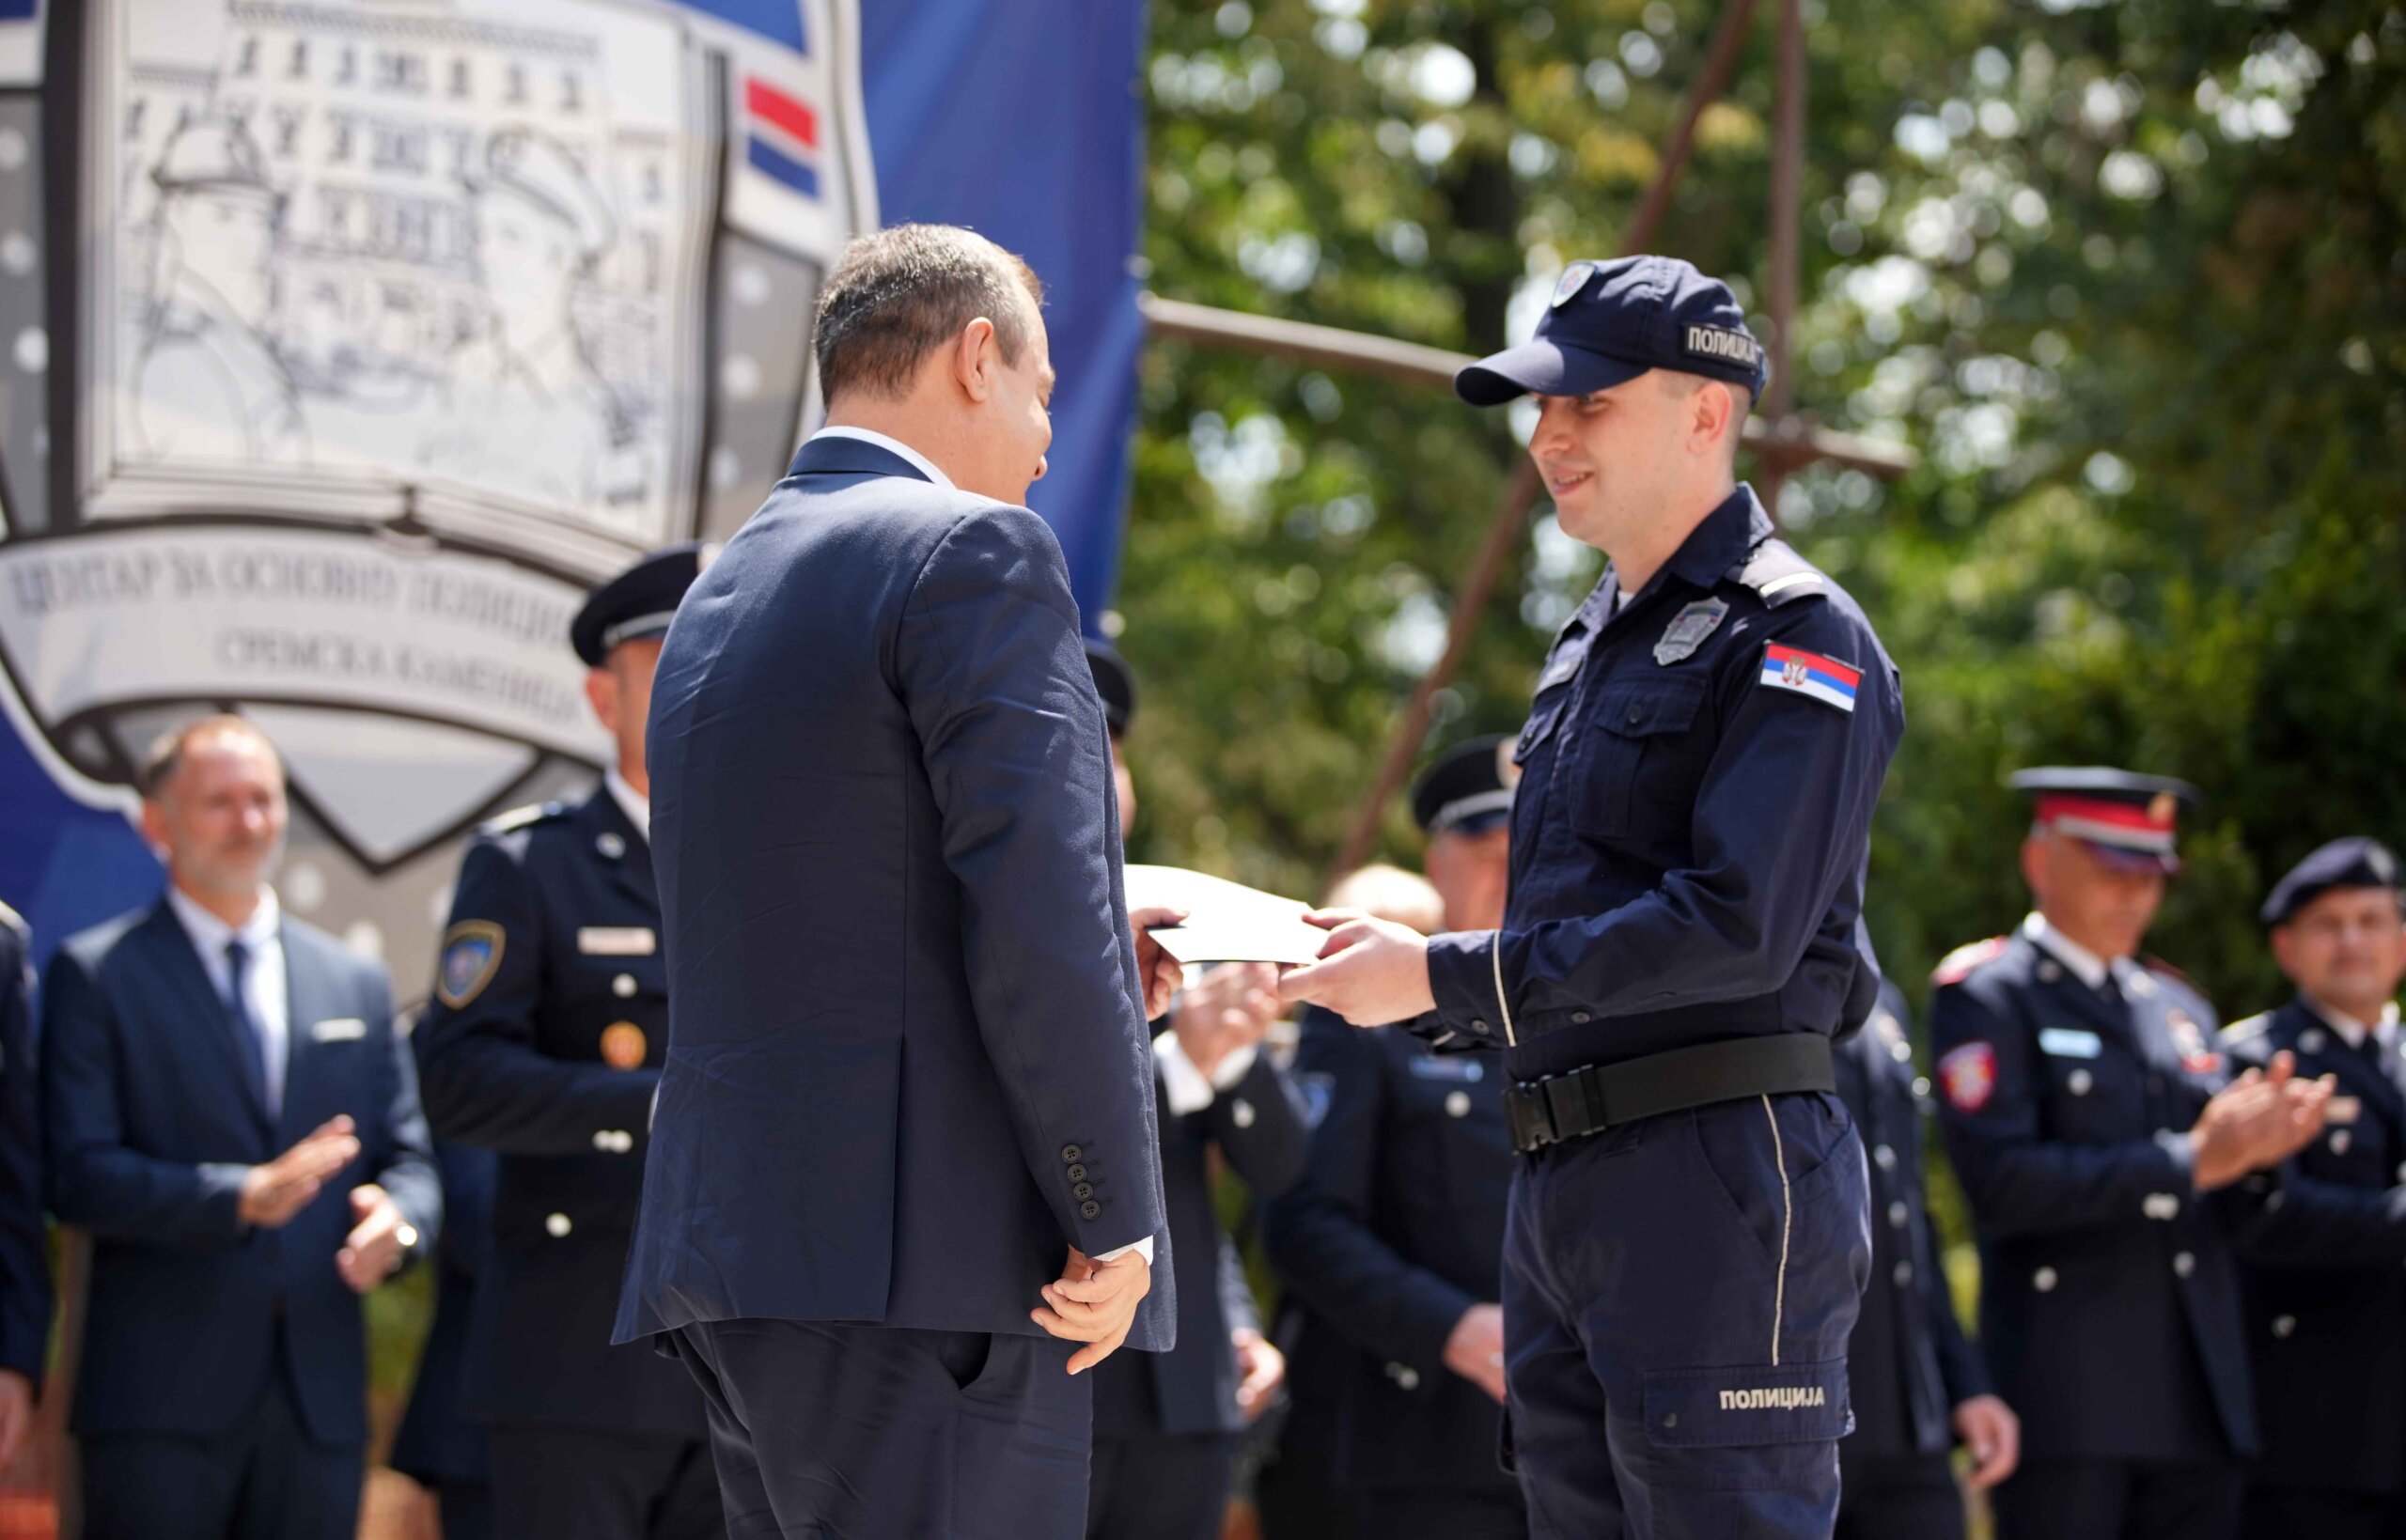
left=1124, top=0, right=2406, bottom=1025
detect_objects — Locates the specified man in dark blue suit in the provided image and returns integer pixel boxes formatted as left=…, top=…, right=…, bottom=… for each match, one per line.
left=1082, top=640, right=1307, bottom=1540
left=617, top=225, right=1183, bottom=1540
left=1833, top=981, right=2017, bottom=1540
left=40, top=716, right=441, bottom=1539
left=416, top=547, right=721, bottom=1540
left=2223, top=838, right=2406, bottom=1540
left=1261, top=741, right=1525, bottom=1540
left=0, top=901, right=47, bottom=1468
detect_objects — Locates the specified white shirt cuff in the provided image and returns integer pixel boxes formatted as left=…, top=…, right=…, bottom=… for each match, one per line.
left=1154, top=1032, right=1258, bottom=1115
left=1094, top=1236, right=1155, bottom=1265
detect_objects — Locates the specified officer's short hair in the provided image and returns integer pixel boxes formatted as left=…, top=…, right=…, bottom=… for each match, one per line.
left=1660, top=371, right=1753, bottom=465
left=814, top=225, right=1044, bottom=404
left=141, top=714, right=277, bottom=801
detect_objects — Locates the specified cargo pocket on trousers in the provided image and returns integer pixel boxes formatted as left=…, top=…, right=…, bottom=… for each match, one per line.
left=1636, top=1360, right=1849, bottom=1489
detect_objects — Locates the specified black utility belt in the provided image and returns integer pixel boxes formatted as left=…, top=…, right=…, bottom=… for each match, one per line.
left=1504, top=1034, right=1836, bottom=1155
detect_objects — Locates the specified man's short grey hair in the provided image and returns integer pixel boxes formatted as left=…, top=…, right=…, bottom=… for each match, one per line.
left=813, top=224, right=1044, bottom=404
left=140, top=714, right=276, bottom=801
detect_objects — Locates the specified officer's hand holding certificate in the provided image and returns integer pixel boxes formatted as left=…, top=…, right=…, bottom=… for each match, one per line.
left=1124, top=865, right=1332, bottom=968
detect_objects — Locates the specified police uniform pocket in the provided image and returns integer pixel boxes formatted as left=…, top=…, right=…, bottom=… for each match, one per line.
left=1574, top=675, right=1710, bottom=839
left=1639, top=1360, right=1851, bottom=1451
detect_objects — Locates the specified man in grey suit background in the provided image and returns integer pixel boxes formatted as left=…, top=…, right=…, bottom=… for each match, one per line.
left=617, top=225, right=1182, bottom=1540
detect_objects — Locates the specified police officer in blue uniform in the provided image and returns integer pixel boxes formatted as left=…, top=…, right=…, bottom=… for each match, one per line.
left=0, top=903, right=47, bottom=1469
left=1834, top=980, right=2017, bottom=1540
left=1084, top=639, right=1309, bottom=1540
left=1283, top=256, right=1905, bottom=1538
left=390, top=1089, right=498, bottom=1540
left=1928, top=769, right=2332, bottom=1540
left=2223, top=837, right=2406, bottom=1540
left=1262, top=739, right=1525, bottom=1540
left=416, top=547, right=724, bottom=1540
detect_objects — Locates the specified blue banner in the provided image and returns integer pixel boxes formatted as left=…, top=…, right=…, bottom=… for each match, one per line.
left=0, top=0, right=1147, bottom=976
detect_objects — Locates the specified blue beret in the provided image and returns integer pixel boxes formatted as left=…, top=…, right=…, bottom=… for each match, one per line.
left=1457, top=255, right=1768, bottom=407
left=2261, top=836, right=2402, bottom=927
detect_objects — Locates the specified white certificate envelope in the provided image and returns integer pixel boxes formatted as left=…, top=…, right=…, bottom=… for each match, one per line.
left=1122, top=864, right=1331, bottom=967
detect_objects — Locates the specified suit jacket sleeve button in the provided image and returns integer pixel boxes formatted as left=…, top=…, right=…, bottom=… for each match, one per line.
left=1072, top=1182, right=1094, bottom=1199
left=1061, top=1144, right=1083, bottom=1164
left=1066, top=1164, right=1087, bottom=1182
left=1079, top=1200, right=1101, bottom=1220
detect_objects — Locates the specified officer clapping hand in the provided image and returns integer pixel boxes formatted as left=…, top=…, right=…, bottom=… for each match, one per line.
left=1952, top=1392, right=2021, bottom=1491
left=2190, top=1050, right=2334, bottom=1190
left=1035, top=1245, right=1154, bottom=1375
left=336, top=1182, right=418, bottom=1293
left=237, top=1115, right=361, bottom=1229
left=1170, top=961, right=1281, bottom=1076
left=1278, top=910, right=1438, bottom=1024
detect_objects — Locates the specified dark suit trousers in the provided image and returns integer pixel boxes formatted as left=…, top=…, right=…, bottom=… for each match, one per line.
left=81, top=1346, right=361, bottom=1540
left=490, top=1423, right=724, bottom=1540
left=1835, top=1449, right=1965, bottom=1540
left=1992, top=1458, right=2242, bottom=1540
left=2241, top=1482, right=2406, bottom=1540
left=1086, top=1428, right=1236, bottom=1540
left=430, top=1480, right=494, bottom=1540
left=672, top=1318, right=1092, bottom=1540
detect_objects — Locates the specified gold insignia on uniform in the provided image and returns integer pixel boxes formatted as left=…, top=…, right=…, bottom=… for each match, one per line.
left=600, top=1021, right=648, bottom=1070
left=436, top=922, right=506, bottom=1008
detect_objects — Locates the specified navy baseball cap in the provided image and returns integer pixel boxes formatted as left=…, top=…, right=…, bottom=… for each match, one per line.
left=570, top=543, right=709, bottom=665
left=1456, top=256, right=1769, bottom=407
left=1412, top=735, right=1518, bottom=838
left=2260, top=837, right=2402, bottom=927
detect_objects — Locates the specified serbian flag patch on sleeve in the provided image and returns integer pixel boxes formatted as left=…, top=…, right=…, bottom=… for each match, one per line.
left=1759, top=644, right=1861, bottom=712
left=1938, top=1041, right=1998, bottom=1113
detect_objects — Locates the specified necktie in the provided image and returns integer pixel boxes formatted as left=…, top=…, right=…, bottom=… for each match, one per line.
left=224, top=939, right=272, bottom=1112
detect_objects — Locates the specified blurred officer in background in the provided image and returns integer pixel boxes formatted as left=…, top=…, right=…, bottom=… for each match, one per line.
left=390, top=1081, right=498, bottom=1539
left=2224, top=837, right=2406, bottom=1540
left=41, top=716, right=439, bottom=1539
left=416, top=547, right=724, bottom=1540
left=1929, top=768, right=2329, bottom=1540
left=1083, top=640, right=1307, bottom=1540
left=1285, top=257, right=1903, bottom=1538
left=1261, top=738, right=1525, bottom=1540
left=1834, top=980, right=2016, bottom=1540
left=0, top=902, right=44, bottom=1468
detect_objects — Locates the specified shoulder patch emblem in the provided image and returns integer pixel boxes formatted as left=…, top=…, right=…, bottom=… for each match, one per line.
left=437, top=921, right=506, bottom=1009
left=1932, top=937, right=2008, bottom=987
left=1654, top=599, right=1729, bottom=666
left=482, top=801, right=561, bottom=835
left=1938, top=1041, right=1997, bottom=1113
left=1759, top=644, right=1860, bottom=712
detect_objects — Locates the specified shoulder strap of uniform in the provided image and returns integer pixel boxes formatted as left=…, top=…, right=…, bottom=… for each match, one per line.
left=1931, top=935, right=2008, bottom=987
left=0, top=900, right=23, bottom=945
left=2219, top=1011, right=2273, bottom=1046
left=1732, top=539, right=1828, bottom=609
left=479, top=801, right=567, bottom=836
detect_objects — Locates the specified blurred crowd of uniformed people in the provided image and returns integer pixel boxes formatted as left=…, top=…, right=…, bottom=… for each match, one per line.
left=2, top=538, right=2403, bottom=1540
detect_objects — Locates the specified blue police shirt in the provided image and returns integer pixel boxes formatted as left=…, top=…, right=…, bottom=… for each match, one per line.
left=1421, top=484, right=1903, bottom=1082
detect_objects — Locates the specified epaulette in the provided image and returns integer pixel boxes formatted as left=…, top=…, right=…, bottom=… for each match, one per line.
left=0, top=900, right=23, bottom=943
left=478, top=801, right=567, bottom=835
left=1931, top=936, right=2008, bottom=987
left=1732, top=539, right=1828, bottom=609
left=2140, top=954, right=2198, bottom=989
left=2219, top=1012, right=2273, bottom=1047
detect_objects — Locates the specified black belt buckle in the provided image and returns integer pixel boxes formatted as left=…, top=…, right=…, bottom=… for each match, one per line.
left=1505, top=1081, right=1556, bottom=1153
